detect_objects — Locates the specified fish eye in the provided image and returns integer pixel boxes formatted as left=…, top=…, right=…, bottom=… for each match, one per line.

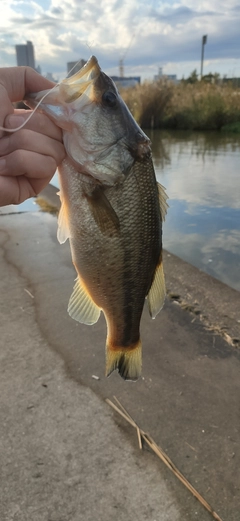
left=102, top=91, right=117, bottom=108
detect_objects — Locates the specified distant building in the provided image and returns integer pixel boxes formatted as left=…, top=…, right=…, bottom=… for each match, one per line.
left=67, top=59, right=86, bottom=77
left=15, top=41, right=35, bottom=69
left=154, top=67, right=177, bottom=84
left=222, top=77, right=240, bottom=88
left=35, top=65, right=42, bottom=75
left=45, top=72, right=58, bottom=83
left=111, top=76, right=141, bottom=89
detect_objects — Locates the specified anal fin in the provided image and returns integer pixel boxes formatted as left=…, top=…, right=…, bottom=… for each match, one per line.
left=68, top=276, right=101, bottom=325
left=147, top=260, right=166, bottom=319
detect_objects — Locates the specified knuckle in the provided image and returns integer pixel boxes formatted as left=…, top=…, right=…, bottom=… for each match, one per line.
left=46, top=155, right=57, bottom=173
left=12, top=149, right=26, bottom=168
left=17, top=129, right=30, bottom=148
left=57, top=145, right=66, bottom=165
left=0, top=136, right=9, bottom=155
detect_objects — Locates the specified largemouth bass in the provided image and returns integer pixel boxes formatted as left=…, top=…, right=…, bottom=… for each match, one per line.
left=26, top=56, right=168, bottom=380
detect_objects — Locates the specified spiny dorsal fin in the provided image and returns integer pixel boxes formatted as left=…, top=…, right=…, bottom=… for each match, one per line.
left=147, top=261, right=166, bottom=319
left=68, top=277, right=101, bottom=325
left=157, top=182, right=169, bottom=222
left=57, top=191, right=71, bottom=244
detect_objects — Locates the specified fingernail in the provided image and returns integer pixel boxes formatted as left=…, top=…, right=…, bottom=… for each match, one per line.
left=7, top=115, right=25, bottom=128
left=0, top=158, right=6, bottom=171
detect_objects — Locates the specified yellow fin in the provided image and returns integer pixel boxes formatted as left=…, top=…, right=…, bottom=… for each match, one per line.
left=157, top=182, right=169, bottom=221
left=68, top=277, right=101, bottom=325
left=147, top=261, right=166, bottom=319
left=57, top=193, right=70, bottom=244
left=106, top=341, right=142, bottom=381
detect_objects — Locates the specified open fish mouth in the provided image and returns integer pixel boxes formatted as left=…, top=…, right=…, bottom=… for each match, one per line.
left=59, top=56, right=101, bottom=102
left=25, top=55, right=152, bottom=186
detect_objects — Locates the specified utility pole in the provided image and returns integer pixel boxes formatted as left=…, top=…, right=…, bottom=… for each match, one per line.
left=200, top=35, right=207, bottom=79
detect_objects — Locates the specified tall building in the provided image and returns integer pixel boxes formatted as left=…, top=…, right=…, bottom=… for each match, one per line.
left=15, top=41, right=35, bottom=69
left=67, top=59, right=86, bottom=77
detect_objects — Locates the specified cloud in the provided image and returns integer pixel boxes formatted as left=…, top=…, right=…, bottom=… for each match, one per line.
left=1, top=0, right=240, bottom=79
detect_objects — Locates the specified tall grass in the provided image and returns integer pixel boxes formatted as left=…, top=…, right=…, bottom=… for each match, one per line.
left=121, top=80, right=240, bottom=131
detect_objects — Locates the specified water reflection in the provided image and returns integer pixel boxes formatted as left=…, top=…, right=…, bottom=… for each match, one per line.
left=0, top=197, right=37, bottom=215
left=147, top=130, right=240, bottom=291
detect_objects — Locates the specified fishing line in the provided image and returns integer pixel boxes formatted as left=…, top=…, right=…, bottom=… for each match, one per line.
left=0, top=82, right=60, bottom=134
left=0, top=57, right=87, bottom=134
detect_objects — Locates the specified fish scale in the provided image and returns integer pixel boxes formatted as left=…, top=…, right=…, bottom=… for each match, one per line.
left=26, top=56, right=168, bottom=380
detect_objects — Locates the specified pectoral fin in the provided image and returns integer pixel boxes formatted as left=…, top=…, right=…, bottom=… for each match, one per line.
left=157, top=182, right=168, bottom=221
left=57, top=192, right=71, bottom=244
left=147, top=260, right=166, bottom=319
left=85, top=186, right=120, bottom=236
left=68, top=277, right=101, bottom=325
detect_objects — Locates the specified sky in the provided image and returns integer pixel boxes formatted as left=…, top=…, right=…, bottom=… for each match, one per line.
left=1, top=0, right=240, bottom=81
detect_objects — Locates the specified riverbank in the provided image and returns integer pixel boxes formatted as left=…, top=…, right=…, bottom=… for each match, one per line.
left=121, top=81, right=240, bottom=131
left=38, top=183, right=240, bottom=346
left=0, top=190, right=240, bottom=521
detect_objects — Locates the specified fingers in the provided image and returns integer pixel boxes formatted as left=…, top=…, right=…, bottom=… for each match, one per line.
left=0, top=149, right=60, bottom=181
left=0, top=67, right=55, bottom=104
left=0, top=67, right=56, bottom=137
left=0, top=175, right=37, bottom=206
left=0, top=173, right=52, bottom=206
left=5, top=110, right=63, bottom=141
left=0, top=84, right=14, bottom=138
left=0, top=67, right=65, bottom=207
left=0, top=128, right=65, bottom=167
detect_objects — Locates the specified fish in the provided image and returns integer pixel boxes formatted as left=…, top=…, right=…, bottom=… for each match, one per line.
left=26, top=56, right=168, bottom=381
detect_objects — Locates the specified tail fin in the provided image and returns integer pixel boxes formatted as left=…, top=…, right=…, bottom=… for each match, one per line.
left=106, top=341, right=142, bottom=381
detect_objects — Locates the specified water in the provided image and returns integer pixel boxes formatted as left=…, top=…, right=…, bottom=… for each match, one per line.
left=50, top=130, right=240, bottom=292
left=148, top=130, right=240, bottom=292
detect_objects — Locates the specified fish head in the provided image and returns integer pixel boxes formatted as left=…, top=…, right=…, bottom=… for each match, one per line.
left=26, top=56, right=150, bottom=186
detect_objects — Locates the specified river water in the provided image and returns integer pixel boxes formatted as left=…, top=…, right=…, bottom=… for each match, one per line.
left=12, top=129, right=239, bottom=292
left=148, top=130, right=240, bottom=292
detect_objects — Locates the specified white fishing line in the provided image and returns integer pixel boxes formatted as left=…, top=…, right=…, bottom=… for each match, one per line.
left=0, top=82, right=60, bottom=134
left=0, top=58, right=86, bottom=134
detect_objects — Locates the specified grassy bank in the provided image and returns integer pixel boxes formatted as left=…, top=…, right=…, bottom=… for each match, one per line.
left=121, top=81, right=240, bottom=131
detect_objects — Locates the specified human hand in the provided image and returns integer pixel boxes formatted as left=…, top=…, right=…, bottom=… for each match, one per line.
left=0, top=67, right=65, bottom=206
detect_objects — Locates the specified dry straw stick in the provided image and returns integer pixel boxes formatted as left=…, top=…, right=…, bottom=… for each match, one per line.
left=106, top=397, right=223, bottom=521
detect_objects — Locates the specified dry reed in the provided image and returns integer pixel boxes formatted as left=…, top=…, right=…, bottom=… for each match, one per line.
left=106, top=397, right=224, bottom=521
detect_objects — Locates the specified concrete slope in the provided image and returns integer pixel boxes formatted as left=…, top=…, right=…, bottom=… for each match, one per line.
left=0, top=207, right=239, bottom=521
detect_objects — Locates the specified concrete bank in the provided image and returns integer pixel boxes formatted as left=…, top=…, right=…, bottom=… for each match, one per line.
left=0, top=191, right=239, bottom=521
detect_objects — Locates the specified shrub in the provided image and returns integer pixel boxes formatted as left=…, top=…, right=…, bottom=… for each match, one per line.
left=121, top=80, right=240, bottom=131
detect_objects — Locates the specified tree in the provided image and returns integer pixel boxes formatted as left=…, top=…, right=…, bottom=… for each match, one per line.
left=183, top=69, right=199, bottom=84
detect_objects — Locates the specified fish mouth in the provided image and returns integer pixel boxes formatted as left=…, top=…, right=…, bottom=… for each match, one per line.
left=60, top=56, right=101, bottom=102
left=132, top=132, right=151, bottom=159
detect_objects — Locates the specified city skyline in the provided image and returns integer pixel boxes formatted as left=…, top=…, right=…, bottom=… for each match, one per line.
left=1, top=0, right=240, bottom=81
left=15, top=40, right=35, bottom=69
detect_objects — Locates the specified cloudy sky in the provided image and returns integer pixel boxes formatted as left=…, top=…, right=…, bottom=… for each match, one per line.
left=1, top=0, right=240, bottom=81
